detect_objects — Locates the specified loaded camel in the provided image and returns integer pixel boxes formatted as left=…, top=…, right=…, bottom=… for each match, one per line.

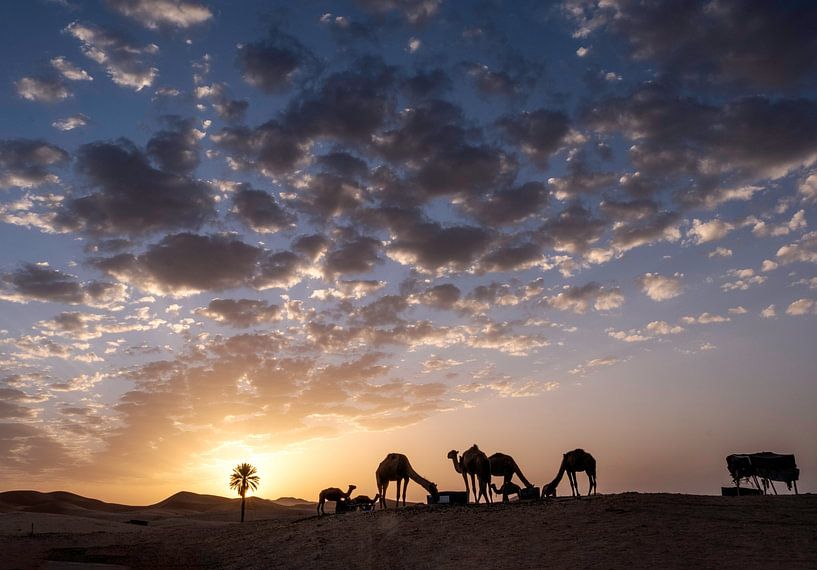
left=542, top=449, right=597, bottom=498
left=490, top=481, right=521, bottom=503
left=376, top=453, right=439, bottom=508
left=489, top=452, right=534, bottom=489
left=448, top=444, right=492, bottom=503
left=317, top=484, right=356, bottom=515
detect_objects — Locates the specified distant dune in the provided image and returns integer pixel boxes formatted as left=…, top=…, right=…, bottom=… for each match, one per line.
left=1, top=493, right=815, bottom=569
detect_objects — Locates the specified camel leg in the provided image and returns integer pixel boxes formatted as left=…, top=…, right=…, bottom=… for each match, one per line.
left=317, top=499, right=322, bottom=516
left=462, top=473, right=470, bottom=503
left=794, top=480, right=799, bottom=495
left=470, top=473, right=477, bottom=503
left=769, top=479, right=778, bottom=495
left=380, top=482, right=389, bottom=509
left=395, top=479, right=402, bottom=507
left=570, top=472, right=578, bottom=497
left=402, top=478, right=408, bottom=506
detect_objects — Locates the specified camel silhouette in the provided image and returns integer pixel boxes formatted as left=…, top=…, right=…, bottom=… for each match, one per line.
left=376, top=453, right=438, bottom=508
left=489, top=452, right=534, bottom=488
left=459, top=444, right=492, bottom=504
left=317, top=484, right=356, bottom=515
left=542, top=449, right=597, bottom=497
left=490, top=481, right=521, bottom=503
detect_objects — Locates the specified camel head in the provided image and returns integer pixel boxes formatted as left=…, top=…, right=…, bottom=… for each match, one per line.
left=542, top=483, right=557, bottom=498
left=428, top=482, right=439, bottom=503
left=347, top=484, right=357, bottom=494
left=447, top=450, right=459, bottom=460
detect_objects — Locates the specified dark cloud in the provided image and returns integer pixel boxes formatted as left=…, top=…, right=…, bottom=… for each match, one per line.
left=196, top=299, right=281, bottom=328
left=237, top=30, right=315, bottom=93
left=415, top=283, right=461, bottom=309
left=283, top=58, right=396, bottom=143
left=254, top=250, right=305, bottom=289
left=92, top=233, right=263, bottom=295
left=211, top=121, right=305, bottom=177
left=356, top=0, right=443, bottom=24
left=567, top=0, right=817, bottom=89
left=376, top=100, right=516, bottom=200
left=498, top=109, right=571, bottom=168
left=1, top=263, right=124, bottom=306
left=389, top=218, right=493, bottom=273
left=292, top=234, right=330, bottom=260
left=316, top=152, right=369, bottom=179
left=586, top=85, right=817, bottom=206
left=465, top=181, right=549, bottom=226
left=57, top=138, right=215, bottom=235
left=538, top=202, right=606, bottom=254
left=146, top=116, right=201, bottom=175
left=479, top=240, right=545, bottom=272
left=401, top=68, right=451, bottom=100
left=610, top=211, right=681, bottom=251
left=354, top=294, right=409, bottom=326
left=0, top=139, right=68, bottom=189
left=232, top=184, right=294, bottom=233
left=324, top=236, right=382, bottom=276
left=288, top=172, right=368, bottom=222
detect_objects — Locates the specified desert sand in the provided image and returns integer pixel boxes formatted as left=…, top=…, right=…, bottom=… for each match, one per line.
left=1, top=491, right=815, bottom=569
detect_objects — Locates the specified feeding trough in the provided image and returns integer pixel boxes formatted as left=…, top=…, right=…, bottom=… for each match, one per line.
left=519, top=486, right=541, bottom=501
left=428, top=491, right=468, bottom=505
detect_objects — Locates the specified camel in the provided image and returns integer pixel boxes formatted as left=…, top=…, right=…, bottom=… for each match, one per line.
left=542, top=449, right=597, bottom=498
left=376, top=453, right=439, bottom=508
left=461, top=444, right=492, bottom=504
left=317, top=484, right=356, bottom=515
left=489, top=452, right=534, bottom=488
left=490, top=481, right=521, bottom=503
left=350, top=493, right=381, bottom=511
left=447, top=450, right=470, bottom=498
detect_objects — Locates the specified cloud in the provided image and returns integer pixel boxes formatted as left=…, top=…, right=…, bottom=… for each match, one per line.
left=586, top=85, right=817, bottom=206
left=776, top=232, right=817, bottom=265
left=65, top=21, right=159, bottom=90
left=688, top=218, right=734, bottom=244
left=52, top=114, right=89, bottom=131
left=356, top=0, right=442, bottom=24
left=681, top=312, right=730, bottom=325
left=498, top=109, right=571, bottom=168
left=800, top=173, right=817, bottom=203
left=324, top=236, right=382, bottom=276
left=146, top=116, right=202, bottom=175
left=106, top=0, right=212, bottom=29
left=785, top=299, right=816, bottom=316
left=0, top=263, right=126, bottom=307
left=237, top=30, right=315, bottom=93
left=0, top=139, right=68, bottom=189
left=50, top=56, right=93, bottom=81
left=569, top=355, right=620, bottom=375
left=637, top=273, right=683, bottom=301
left=760, top=304, right=777, bottom=319
left=92, top=233, right=263, bottom=296
left=464, top=181, right=549, bottom=226
left=546, top=282, right=624, bottom=314
left=15, top=76, right=70, bottom=102
left=57, top=138, right=215, bottom=235
left=566, top=0, right=817, bottom=89
left=196, top=299, right=281, bottom=327
left=387, top=218, right=492, bottom=274
left=231, top=184, right=294, bottom=233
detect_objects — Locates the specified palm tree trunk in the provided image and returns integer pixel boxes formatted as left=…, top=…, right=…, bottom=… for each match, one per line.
left=240, top=494, right=246, bottom=522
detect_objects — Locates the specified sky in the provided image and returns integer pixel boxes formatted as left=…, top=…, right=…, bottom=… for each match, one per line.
left=1, top=0, right=816, bottom=505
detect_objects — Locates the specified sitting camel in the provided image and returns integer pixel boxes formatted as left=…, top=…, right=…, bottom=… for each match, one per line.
left=461, top=444, right=492, bottom=504
left=376, top=453, right=439, bottom=508
left=490, top=481, right=521, bottom=503
left=542, top=449, right=597, bottom=498
left=489, top=452, right=534, bottom=489
left=317, top=484, right=356, bottom=515
left=350, top=493, right=381, bottom=511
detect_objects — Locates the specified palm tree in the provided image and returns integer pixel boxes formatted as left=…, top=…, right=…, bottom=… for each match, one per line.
left=229, top=462, right=260, bottom=523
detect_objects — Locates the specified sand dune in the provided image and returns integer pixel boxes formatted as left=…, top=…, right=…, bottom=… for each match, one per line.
left=1, top=493, right=815, bottom=569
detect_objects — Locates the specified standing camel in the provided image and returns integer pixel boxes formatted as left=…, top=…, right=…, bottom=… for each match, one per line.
left=489, top=452, right=534, bottom=489
left=317, top=484, right=356, bottom=515
left=542, top=449, right=597, bottom=497
left=376, top=453, right=439, bottom=508
left=461, top=444, right=492, bottom=504
left=447, top=450, right=469, bottom=498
